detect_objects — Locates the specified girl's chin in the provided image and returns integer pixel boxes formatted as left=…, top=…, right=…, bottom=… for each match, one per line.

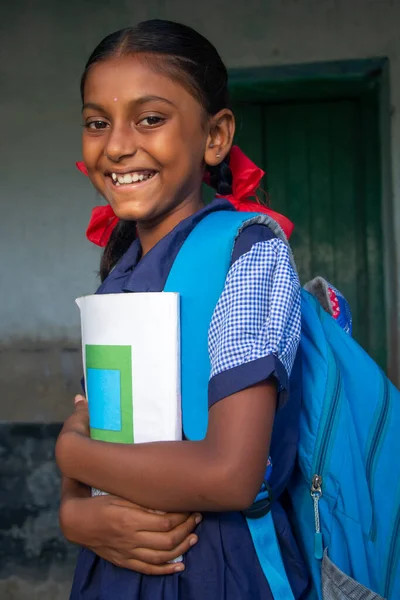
left=109, top=200, right=160, bottom=223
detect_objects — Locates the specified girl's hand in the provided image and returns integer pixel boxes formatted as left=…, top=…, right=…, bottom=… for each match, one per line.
left=58, top=395, right=90, bottom=439
left=60, top=478, right=201, bottom=574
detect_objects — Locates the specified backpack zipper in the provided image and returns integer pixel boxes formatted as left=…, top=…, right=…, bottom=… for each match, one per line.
left=311, top=474, right=323, bottom=559
left=384, top=501, right=400, bottom=599
left=310, top=361, right=342, bottom=559
left=365, top=371, right=390, bottom=541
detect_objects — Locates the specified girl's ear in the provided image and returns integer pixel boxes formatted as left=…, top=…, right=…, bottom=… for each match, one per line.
left=204, top=109, right=235, bottom=167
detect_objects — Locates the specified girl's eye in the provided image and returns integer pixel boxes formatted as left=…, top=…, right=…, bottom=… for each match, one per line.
left=86, top=120, right=109, bottom=130
left=139, top=116, right=164, bottom=127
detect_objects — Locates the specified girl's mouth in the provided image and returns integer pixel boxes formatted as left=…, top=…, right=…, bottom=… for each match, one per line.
left=109, top=170, right=158, bottom=187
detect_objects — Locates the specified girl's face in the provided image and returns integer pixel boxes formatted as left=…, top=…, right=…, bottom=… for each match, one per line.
left=82, top=55, right=227, bottom=228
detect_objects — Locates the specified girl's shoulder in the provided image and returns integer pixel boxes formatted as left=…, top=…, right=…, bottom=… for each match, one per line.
left=231, top=222, right=277, bottom=266
left=208, top=220, right=301, bottom=405
left=230, top=221, right=296, bottom=278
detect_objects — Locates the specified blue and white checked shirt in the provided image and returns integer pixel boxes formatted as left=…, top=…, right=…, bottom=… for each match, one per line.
left=208, top=234, right=301, bottom=408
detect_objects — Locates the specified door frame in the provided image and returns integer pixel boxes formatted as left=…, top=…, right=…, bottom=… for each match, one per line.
left=229, top=58, right=398, bottom=381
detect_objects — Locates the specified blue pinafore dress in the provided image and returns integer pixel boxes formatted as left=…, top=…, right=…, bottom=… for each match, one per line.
left=70, top=199, right=309, bottom=600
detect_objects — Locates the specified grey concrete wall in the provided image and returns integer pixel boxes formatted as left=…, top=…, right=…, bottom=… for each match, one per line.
left=1, top=1, right=400, bottom=597
left=2, top=0, right=399, bottom=423
left=0, top=424, right=77, bottom=599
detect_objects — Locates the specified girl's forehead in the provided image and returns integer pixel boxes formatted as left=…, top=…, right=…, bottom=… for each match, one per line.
left=83, top=55, right=193, bottom=106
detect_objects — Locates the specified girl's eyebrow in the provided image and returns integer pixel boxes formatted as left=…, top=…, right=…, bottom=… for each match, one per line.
left=81, top=102, right=105, bottom=113
left=82, top=96, right=176, bottom=113
left=135, top=95, right=176, bottom=107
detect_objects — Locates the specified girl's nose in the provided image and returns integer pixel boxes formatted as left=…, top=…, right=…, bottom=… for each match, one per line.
left=104, top=122, right=137, bottom=162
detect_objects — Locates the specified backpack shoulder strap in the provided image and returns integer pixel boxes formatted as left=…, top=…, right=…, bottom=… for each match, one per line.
left=164, top=210, right=255, bottom=440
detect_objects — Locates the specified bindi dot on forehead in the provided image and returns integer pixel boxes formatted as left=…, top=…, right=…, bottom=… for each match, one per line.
left=113, top=97, right=118, bottom=102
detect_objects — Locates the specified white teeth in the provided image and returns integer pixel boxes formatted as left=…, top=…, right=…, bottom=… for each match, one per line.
left=112, top=171, right=156, bottom=186
left=115, top=182, right=120, bottom=186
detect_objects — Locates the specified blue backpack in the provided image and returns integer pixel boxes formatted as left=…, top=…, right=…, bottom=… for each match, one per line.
left=164, top=209, right=400, bottom=600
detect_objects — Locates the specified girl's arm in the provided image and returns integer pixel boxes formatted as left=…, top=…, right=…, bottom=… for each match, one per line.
left=56, top=380, right=276, bottom=513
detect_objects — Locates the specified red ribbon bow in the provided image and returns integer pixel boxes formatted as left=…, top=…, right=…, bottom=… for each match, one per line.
left=76, top=162, right=120, bottom=246
left=77, top=146, right=294, bottom=247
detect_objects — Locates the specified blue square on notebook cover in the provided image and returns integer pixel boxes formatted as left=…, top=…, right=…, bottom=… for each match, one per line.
left=87, top=368, right=122, bottom=431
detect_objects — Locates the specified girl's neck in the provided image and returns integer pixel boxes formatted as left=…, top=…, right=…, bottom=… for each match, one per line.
left=137, top=193, right=204, bottom=256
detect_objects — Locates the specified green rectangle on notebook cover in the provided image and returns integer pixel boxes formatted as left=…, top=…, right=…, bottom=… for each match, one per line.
left=86, top=344, right=133, bottom=443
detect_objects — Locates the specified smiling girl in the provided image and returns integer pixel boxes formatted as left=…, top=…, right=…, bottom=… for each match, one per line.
left=57, top=19, right=308, bottom=600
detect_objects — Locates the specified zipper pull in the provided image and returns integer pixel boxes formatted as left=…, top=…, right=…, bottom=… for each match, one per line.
left=311, top=474, right=323, bottom=560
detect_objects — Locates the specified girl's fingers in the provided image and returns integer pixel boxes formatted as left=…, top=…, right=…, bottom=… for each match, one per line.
left=129, top=532, right=198, bottom=565
left=74, top=394, right=87, bottom=406
left=134, top=514, right=202, bottom=551
left=134, top=510, right=196, bottom=533
left=122, top=558, right=185, bottom=575
left=93, top=547, right=185, bottom=575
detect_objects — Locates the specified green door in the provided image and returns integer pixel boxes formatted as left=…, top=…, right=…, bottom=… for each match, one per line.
left=233, top=97, right=386, bottom=369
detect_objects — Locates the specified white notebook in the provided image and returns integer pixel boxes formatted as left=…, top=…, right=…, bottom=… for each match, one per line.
left=76, top=292, right=182, bottom=447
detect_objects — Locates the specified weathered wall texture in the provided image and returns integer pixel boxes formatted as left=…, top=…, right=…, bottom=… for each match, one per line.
left=1, top=0, right=399, bottom=423
left=1, top=0, right=399, bottom=597
left=0, top=424, right=76, bottom=599
left=1, top=344, right=82, bottom=422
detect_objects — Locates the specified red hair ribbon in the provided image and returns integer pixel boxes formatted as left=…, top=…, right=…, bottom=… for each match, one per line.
left=216, top=146, right=294, bottom=239
left=76, top=161, right=88, bottom=176
left=76, top=146, right=294, bottom=247
left=76, top=161, right=120, bottom=246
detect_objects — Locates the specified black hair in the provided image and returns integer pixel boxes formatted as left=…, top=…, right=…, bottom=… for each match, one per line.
left=81, top=20, right=233, bottom=281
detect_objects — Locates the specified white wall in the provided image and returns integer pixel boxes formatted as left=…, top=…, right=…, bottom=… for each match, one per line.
left=1, top=0, right=399, bottom=417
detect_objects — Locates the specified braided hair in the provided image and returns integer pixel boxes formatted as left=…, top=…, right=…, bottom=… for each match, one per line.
left=207, top=158, right=233, bottom=196
left=81, top=20, right=233, bottom=281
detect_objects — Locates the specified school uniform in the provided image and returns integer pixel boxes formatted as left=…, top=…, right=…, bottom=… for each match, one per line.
left=70, top=199, right=309, bottom=600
